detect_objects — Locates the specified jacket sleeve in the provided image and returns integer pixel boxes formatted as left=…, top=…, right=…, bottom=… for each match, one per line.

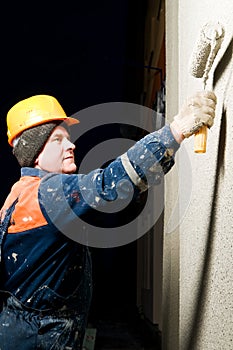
left=39, top=125, right=180, bottom=220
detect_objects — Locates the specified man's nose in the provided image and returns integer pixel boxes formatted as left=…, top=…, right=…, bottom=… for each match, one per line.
left=63, top=138, right=75, bottom=150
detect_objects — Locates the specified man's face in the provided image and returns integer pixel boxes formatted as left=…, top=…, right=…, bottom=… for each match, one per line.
left=35, top=125, right=77, bottom=174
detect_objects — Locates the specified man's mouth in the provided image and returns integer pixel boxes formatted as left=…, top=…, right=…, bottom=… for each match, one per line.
left=64, top=155, right=74, bottom=160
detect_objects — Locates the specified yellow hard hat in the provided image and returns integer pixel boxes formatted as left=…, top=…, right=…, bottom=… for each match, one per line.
left=7, top=95, right=79, bottom=146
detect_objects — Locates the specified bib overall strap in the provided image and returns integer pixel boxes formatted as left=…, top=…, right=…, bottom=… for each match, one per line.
left=0, top=198, right=18, bottom=264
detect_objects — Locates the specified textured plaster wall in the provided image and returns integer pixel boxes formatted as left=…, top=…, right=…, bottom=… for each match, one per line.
left=164, top=1, right=233, bottom=349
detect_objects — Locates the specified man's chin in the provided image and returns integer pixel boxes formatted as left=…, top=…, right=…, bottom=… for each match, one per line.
left=62, top=164, right=77, bottom=174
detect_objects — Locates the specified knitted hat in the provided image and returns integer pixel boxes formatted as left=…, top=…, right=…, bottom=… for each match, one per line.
left=13, top=122, right=58, bottom=167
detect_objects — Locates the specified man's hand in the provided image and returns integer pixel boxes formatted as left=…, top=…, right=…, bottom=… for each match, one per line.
left=170, top=91, right=217, bottom=143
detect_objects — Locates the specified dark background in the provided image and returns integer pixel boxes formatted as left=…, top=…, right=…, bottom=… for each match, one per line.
left=0, top=1, right=147, bottom=323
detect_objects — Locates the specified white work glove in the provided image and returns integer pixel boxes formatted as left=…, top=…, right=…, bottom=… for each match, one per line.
left=170, top=91, right=217, bottom=142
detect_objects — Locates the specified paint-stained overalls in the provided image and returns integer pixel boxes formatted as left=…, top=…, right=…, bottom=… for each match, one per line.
left=0, top=125, right=179, bottom=349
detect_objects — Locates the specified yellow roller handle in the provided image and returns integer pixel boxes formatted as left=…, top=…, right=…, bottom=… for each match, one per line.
left=194, top=125, right=207, bottom=153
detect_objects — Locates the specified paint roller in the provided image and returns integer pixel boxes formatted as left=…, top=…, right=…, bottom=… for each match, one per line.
left=189, top=22, right=225, bottom=153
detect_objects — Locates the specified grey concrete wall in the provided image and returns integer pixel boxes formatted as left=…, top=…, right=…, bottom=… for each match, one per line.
left=164, top=1, right=233, bottom=349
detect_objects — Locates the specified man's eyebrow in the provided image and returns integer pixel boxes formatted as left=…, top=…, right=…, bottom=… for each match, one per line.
left=51, top=132, right=71, bottom=139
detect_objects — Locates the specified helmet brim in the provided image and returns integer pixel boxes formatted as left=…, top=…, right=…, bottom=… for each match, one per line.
left=63, top=116, right=80, bottom=126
